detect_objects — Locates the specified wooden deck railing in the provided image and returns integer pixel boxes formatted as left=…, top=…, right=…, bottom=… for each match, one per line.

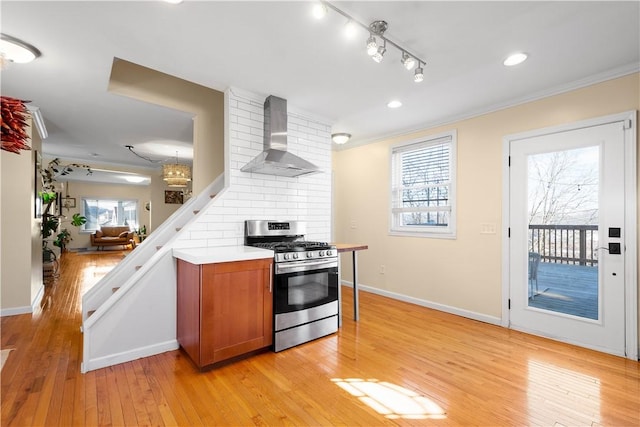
left=529, top=224, right=598, bottom=266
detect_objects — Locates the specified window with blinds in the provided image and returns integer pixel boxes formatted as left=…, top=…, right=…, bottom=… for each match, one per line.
left=390, top=131, right=457, bottom=238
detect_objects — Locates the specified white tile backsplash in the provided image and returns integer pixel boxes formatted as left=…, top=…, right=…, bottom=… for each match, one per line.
left=177, top=89, right=332, bottom=247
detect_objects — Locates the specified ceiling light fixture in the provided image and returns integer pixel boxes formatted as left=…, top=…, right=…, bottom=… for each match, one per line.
left=401, top=52, right=416, bottom=70
left=414, top=64, right=424, bottom=82
left=344, top=20, right=358, bottom=39
left=387, top=100, right=402, bottom=109
left=366, top=35, right=378, bottom=56
left=0, top=33, right=41, bottom=65
left=315, top=2, right=426, bottom=82
left=312, top=3, right=328, bottom=19
left=503, top=52, right=528, bottom=66
left=372, top=40, right=387, bottom=63
left=163, top=152, right=191, bottom=187
left=331, top=133, right=352, bottom=144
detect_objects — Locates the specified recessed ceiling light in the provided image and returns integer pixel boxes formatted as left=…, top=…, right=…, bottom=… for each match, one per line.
left=387, top=100, right=402, bottom=109
left=503, top=52, right=528, bottom=67
left=312, top=3, right=328, bottom=19
left=164, top=0, right=183, bottom=4
left=344, top=20, right=357, bottom=39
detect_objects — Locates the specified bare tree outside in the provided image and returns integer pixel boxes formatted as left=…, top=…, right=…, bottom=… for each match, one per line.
left=528, top=147, right=598, bottom=225
left=528, top=146, right=599, bottom=266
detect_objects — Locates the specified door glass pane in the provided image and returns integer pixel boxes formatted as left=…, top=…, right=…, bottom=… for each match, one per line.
left=527, top=146, right=599, bottom=320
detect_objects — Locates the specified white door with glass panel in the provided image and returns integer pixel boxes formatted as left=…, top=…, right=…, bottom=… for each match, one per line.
left=508, top=118, right=633, bottom=357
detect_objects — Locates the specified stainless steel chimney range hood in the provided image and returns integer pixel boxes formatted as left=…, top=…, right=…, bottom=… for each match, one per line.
left=241, top=95, right=320, bottom=178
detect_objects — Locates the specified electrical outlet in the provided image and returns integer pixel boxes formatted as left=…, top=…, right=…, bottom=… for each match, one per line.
left=350, top=220, right=356, bottom=229
left=379, top=265, right=385, bottom=274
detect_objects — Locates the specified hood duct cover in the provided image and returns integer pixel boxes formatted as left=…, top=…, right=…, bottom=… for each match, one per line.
left=241, top=95, right=320, bottom=177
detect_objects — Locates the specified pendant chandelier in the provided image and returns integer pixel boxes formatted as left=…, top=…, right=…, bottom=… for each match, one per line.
left=163, top=152, right=191, bottom=188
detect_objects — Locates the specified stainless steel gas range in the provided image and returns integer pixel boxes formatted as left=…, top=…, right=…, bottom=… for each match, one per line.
left=245, top=220, right=339, bottom=352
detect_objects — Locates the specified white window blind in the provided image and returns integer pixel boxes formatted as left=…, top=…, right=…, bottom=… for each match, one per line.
left=390, top=131, right=456, bottom=238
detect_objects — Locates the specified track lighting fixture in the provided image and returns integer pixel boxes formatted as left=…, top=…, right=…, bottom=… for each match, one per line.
left=372, top=40, right=386, bottom=63
left=312, top=2, right=427, bottom=83
left=414, top=64, right=424, bottom=82
left=401, top=52, right=416, bottom=70
left=366, top=35, right=378, bottom=56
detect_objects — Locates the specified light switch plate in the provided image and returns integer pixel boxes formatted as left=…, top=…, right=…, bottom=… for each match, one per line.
left=480, top=223, right=497, bottom=234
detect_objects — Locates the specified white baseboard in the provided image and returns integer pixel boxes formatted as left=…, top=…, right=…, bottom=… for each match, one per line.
left=81, top=339, right=180, bottom=373
left=0, top=305, right=32, bottom=317
left=341, top=280, right=502, bottom=326
left=31, top=285, right=44, bottom=312
left=1, top=285, right=46, bottom=317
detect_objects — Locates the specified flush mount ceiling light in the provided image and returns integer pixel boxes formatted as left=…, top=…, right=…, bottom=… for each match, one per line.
left=0, top=33, right=41, bottom=65
left=503, top=52, right=528, bottom=66
left=313, top=2, right=426, bottom=83
left=387, top=100, right=402, bottom=109
left=331, top=133, right=352, bottom=144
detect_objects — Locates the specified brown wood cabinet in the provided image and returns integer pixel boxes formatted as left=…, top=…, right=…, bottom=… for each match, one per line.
left=177, top=257, right=273, bottom=369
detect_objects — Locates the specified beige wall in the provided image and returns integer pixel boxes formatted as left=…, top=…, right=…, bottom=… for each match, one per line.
left=108, top=59, right=224, bottom=194
left=334, top=73, right=639, bottom=326
left=1, top=118, right=42, bottom=313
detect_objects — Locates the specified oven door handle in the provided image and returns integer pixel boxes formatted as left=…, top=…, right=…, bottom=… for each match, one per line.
left=275, top=258, right=338, bottom=274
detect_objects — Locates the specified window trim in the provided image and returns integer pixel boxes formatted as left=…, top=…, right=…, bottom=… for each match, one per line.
left=389, top=130, right=457, bottom=239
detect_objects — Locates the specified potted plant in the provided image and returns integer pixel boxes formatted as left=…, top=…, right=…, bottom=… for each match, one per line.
left=54, top=214, right=87, bottom=252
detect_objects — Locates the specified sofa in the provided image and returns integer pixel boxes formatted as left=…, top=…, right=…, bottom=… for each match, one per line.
left=90, top=226, right=134, bottom=250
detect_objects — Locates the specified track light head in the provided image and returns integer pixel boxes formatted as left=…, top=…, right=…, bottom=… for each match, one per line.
left=366, top=35, right=378, bottom=56
left=401, top=52, right=416, bottom=70
left=372, top=43, right=387, bottom=63
left=414, top=66, right=424, bottom=82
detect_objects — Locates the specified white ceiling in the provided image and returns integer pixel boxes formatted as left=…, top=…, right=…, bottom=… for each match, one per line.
left=2, top=1, right=639, bottom=174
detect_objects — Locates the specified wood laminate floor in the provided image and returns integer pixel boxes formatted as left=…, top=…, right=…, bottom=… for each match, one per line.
left=1, top=252, right=639, bottom=426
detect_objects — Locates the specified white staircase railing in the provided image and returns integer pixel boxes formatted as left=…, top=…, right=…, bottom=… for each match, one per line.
left=81, top=174, right=225, bottom=372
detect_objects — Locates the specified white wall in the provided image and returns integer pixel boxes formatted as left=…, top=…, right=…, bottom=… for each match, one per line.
left=176, top=89, right=333, bottom=247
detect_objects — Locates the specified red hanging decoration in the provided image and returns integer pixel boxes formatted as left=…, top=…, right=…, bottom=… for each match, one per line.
left=1, top=96, right=32, bottom=154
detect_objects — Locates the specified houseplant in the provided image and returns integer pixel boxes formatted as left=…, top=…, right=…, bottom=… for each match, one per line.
left=53, top=214, right=87, bottom=252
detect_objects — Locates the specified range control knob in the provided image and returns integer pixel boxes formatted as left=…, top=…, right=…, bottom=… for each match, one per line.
left=319, top=251, right=325, bottom=257
left=284, top=253, right=290, bottom=260
left=293, top=253, right=299, bottom=259
left=326, top=250, right=332, bottom=256
left=307, top=252, right=313, bottom=258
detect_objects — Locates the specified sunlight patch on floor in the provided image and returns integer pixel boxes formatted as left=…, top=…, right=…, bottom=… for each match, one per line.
left=527, top=359, right=601, bottom=426
left=332, top=378, right=446, bottom=420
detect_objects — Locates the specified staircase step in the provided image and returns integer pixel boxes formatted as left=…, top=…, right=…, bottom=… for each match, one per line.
left=112, top=287, right=120, bottom=293
left=135, top=265, right=142, bottom=270
left=87, top=310, right=96, bottom=318
left=176, top=227, right=182, bottom=232
left=193, top=209, right=200, bottom=215
left=156, top=245, right=163, bottom=250
left=210, top=194, right=217, bottom=198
